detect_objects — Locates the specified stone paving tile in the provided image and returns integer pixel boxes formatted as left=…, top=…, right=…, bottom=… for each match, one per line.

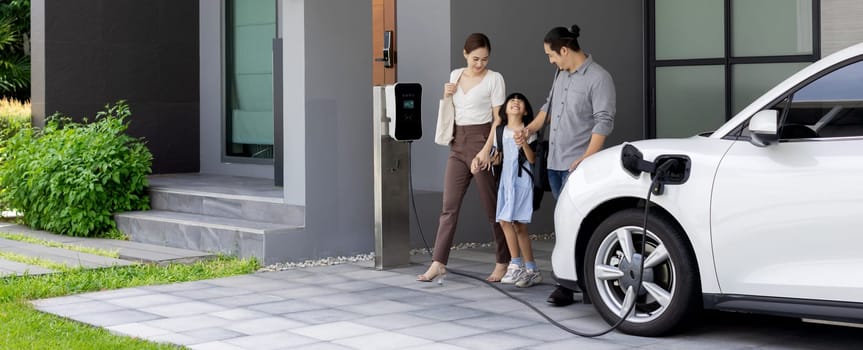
left=224, top=331, right=319, bottom=350
left=332, top=331, right=431, bottom=350
left=140, top=301, right=228, bottom=317
left=453, top=314, right=541, bottom=332
left=395, top=321, right=488, bottom=342
left=304, top=292, right=378, bottom=307
left=246, top=299, right=326, bottom=314
left=80, top=287, right=151, bottom=300
left=445, top=331, right=542, bottom=350
left=351, top=313, right=438, bottom=331
left=188, top=342, right=247, bottom=350
left=38, top=300, right=125, bottom=317
left=326, top=279, right=386, bottom=292
left=142, top=314, right=232, bottom=333
left=289, top=321, right=380, bottom=341
left=392, top=293, right=469, bottom=307
left=340, top=299, right=423, bottom=316
left=170, top=286, right=255, bottom=300
left=530, top=338, right=630, bottom=350
left=0, top=258, right=54, bottom=276
left=107, top=323, right=174, bottom=338
left=267, top=286, right=342, bottom=299
left=71, top=309, right=162, bottom=327
left=504, top=323, right=576, bottom=343
left=148, top=332, right=205, bottom=346
left=403, top=343, right=472, bottom=350
left=207, top=293, right=285, bottom=308
left=280, top=308, right=362, bottom=325
left=209, top=308, right=272, bottom=321
left=222, top=316, right=307, bottom=335
left=143, top=281, right=218, bottom=293
left=105, top=293, right=191, bottom=309
left=283, top=343, right=354, bottom=350
left=181, top=327, right=248, bottom=343
left=32, top=295, right=97, bottom=308
left=408, top=304, right=489, bottom=322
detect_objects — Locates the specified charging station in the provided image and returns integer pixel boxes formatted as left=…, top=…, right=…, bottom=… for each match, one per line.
left=372, top=83, right=422, bottom=269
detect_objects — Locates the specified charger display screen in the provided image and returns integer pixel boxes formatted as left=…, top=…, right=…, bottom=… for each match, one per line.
left=402, top=99, right=415, bottom=110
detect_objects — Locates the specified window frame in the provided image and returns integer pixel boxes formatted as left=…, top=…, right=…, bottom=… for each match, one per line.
left=646, top=0, right=821, bottom=139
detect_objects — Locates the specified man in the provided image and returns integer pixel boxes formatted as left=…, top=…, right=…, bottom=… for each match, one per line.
left=518, top=24, right=616, bottom=306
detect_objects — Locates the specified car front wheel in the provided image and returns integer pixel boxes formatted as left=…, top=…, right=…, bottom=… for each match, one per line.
left=584, top=208, right=700, bottom=336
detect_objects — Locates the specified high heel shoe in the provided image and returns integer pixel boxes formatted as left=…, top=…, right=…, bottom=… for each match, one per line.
left=417, top=264, right=447, bottom=285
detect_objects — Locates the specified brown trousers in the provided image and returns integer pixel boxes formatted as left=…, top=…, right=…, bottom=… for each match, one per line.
left=433, top=123, right=510, bottom=265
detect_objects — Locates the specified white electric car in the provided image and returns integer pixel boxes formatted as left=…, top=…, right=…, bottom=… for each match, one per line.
left=552, top=42, right=863, bottom=336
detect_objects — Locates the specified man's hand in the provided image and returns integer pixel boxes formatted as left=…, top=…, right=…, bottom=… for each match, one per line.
left=568, top=158, right=583, bottom=173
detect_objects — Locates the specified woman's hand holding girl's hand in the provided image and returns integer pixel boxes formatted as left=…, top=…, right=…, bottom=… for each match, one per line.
left=474, top=151, right=491, bottom=172
left=470, top=157, right=481, bottom=174
left=443, top=83, right=456, bottom=97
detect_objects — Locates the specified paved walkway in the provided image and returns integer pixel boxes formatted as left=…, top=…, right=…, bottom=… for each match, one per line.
left=31, top=240, right=863, bottom=350
left=0, top=222, right=212, bottom=276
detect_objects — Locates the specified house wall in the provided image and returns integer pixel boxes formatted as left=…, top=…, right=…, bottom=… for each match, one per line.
left=265, top=0, right=375, bottom=261
left=31, top=0, right=200, bottom=174
left=821, top=0, right=863, bottom=56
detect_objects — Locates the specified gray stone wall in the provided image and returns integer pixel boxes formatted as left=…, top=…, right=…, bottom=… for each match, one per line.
left=32, top=0, right=200, bottom=174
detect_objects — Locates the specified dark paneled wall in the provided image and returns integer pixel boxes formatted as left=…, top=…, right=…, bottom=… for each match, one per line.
left=451, top=0, right=645, bottom=149
left=37, top=0, right=199, bottom=173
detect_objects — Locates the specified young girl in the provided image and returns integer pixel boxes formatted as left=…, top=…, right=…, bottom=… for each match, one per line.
left=493, top=93, right=542, bottom=288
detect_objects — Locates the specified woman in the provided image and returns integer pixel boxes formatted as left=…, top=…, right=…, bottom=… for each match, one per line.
left=417, top=33, right=510, bottom=283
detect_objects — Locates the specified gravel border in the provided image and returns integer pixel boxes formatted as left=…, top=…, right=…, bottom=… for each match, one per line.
left=257, top=232, right=555, bottom=272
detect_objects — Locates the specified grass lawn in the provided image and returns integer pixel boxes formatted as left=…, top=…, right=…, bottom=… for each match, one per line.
left=0, top=256, right=259, bottom=349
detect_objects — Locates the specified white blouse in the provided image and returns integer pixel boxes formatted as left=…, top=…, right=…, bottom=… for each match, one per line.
left=450, top=68, right=506, bottom=126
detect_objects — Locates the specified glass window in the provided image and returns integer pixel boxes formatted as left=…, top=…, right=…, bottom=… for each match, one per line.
left=656, top=65, right=726, bottom=137
left=777, top=60, right=863, bottom=139
left=651, top=0, right=817, bottom=139
left=655, top=0, right=725, bottom=60
left=732, top=62, right=810, bottom=114
left=226, top=0, right=276, bottom=159
left=732, top=0, right=813, bottom=57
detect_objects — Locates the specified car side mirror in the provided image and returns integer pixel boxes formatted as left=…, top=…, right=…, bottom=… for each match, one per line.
left=749, top=109, right=779, bottom=147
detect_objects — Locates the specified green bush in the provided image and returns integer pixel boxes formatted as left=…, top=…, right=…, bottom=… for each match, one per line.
left=0, top=101, right=152, bottom=236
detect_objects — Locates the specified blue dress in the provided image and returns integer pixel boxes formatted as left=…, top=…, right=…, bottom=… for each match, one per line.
left=495, top=127, right=536, bottom=223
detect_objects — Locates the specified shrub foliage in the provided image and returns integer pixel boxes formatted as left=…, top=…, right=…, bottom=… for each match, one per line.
left=0, top=101, right=152, bottom=236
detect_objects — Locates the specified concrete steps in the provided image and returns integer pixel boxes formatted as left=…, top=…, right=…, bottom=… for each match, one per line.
left=115, top=174, right=305, bottom=263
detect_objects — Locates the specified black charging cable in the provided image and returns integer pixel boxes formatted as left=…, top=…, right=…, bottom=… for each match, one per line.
left=407, top=142, right=679, bottom=337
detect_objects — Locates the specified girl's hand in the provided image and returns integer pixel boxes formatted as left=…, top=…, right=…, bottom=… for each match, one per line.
left=443, top=83, right=456, bottom=97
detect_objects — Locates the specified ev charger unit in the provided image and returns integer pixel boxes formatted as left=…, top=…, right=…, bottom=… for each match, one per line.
left=386, top=83, right=423, bottom=141
left=372, top=83, right=422, bottom=270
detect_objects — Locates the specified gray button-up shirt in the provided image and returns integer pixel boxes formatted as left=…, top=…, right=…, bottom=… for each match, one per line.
left=540, top=55, right=616, bottom=171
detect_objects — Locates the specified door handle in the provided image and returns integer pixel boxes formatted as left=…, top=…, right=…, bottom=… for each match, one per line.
left=375, top=31, right=394, bottom=68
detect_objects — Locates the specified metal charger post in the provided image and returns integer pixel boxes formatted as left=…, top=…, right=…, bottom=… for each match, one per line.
left=372, top=86, right=411, bottom=269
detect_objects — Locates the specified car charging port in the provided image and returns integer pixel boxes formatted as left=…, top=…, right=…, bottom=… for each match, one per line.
left=650, top=155, right=691, bottom=195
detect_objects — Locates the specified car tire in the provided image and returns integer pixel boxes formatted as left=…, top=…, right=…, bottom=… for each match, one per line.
left=583, top=208, right=700, bottom=336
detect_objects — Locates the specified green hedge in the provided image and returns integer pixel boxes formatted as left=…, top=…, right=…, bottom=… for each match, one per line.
left=0, top=101, right=152, bottom=236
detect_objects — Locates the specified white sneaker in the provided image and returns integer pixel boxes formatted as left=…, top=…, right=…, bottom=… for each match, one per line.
left=515, top=269, right=542, bottom=288
left=500, top=263, right=524, bottom=284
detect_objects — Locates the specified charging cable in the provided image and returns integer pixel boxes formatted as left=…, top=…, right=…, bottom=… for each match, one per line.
left=408, top=142, right=679, bottom=337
